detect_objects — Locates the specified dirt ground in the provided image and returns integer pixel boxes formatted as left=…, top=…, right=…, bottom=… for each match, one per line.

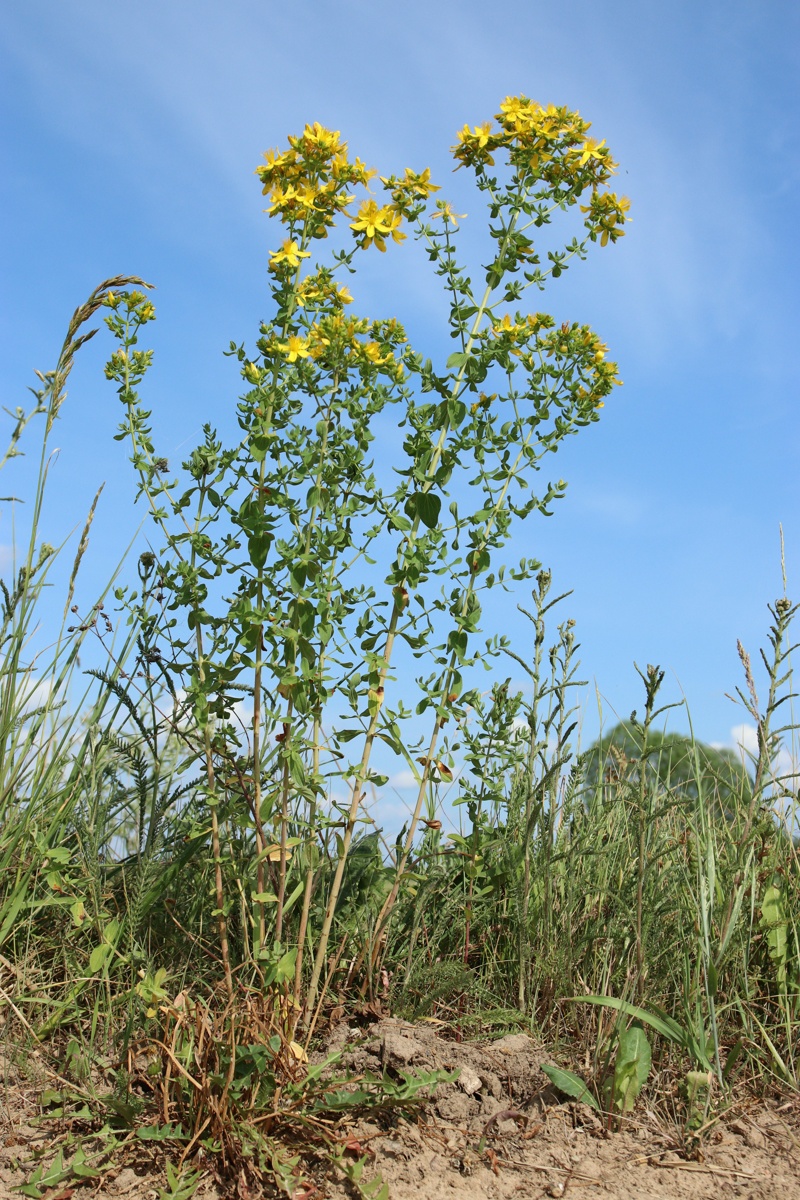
left=1, top=1019, right=798, bottom=1200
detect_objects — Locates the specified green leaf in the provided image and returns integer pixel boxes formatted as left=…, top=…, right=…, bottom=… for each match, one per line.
left=248, top=531, right=272, bottom=570
left=275, top=947, right=298, bottom=984
left=446, top=351, right=469, bottom=370
left=612, top=1025, right=651, bottom=1113
left=71, top=1146, right=101, bottom=1179
left=722, top=1038, right=744, bottom=1083
left=89, top=942, right=112, bottom=973
left=136, top=1122, right=186, bottom=1142
left=20, top=1150, right=69, bottom=1199
left=570, top=996, right=686, bottom=1049
left=415, top=492, right=441, bottom=530
left=447, top=630, right=468, bottom=661
left=761, top=881, right=789, bottom=986
left=540, top=1063, right=600, bottom=1110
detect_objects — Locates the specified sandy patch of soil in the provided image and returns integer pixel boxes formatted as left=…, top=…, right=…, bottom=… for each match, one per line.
left=1, top=1019, right=798, bottom=1200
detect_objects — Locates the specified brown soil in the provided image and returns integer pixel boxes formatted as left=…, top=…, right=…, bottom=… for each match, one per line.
left=1, top=1019, right=798, bottom=1200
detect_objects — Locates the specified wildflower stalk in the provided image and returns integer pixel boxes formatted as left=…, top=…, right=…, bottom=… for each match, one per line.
left=372, top=406, right=552, bottom=954
left=302, top=215, right=527, bottom=1016
left=102, top=101, right=628, bottom=1026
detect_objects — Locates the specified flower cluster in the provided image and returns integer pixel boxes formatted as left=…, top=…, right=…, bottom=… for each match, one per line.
left=256, top=123, right=375, bottom=243
left=480, top=310, right=620, bottom=409
left=258, top=313, right=407, bottom=384
left=580, top=191, right=631, bottom=246
left=257, top=125, right=438, bottom=266
left=294, top=269, right=353, bottom=309
left=349, top=199, right=405, bottom=252
left=103, top=289, right=156, bottom=323
left=380, top=167, right=440, bottom=218
left=490, top=311, right=555, bottom=348
left=538, top=323, right=621, bottom=409
left=452, top=95, right=630, bottom=245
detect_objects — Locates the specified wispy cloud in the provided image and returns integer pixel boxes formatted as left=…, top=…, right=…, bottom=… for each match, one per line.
left=388, top=769, right=419, bottom=790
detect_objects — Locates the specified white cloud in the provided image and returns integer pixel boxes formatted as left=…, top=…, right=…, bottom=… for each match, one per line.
left=730, top=722, right=759, bottom=757
left=717, top=722, right=799, bottom=831
left=15, top=676, right=55, bottom=716
left=388, top=769, right=420, bottom=790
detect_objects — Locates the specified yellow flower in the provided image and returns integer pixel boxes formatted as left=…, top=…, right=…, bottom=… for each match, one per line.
left=453, top=121, right=500, bottom=168
left=580, top=191, right=631, bottom=245
left=294, top=280, right=320, bottom=307
left=497, top=96, right=542, bottom=134
left=385, top=209, right=406, bottom=244
left=466, top=122, right=494, bottom=149
left=575, top=137, right=607, bottom=167
left=493, top=313, right=521, bottom=336
left=267, top=183, right=297, bottom=214
left=527, top=312, right=554, bottom=333
left=405, top=166, right=439, bottom=196
left=382, top=167, right=440, bottom=199
left=351, top=156, right=376, bottom=185
left=330, top=152, right=375, bottom=186
left=350, top=200, right=394, bottom=240
left=499, top=95, right=534, bottom=117
left=301, top=122, right=343, bottom=155
left=269, top=239, right=312, bottom=270
left=362, top=341, right=383, bottom=363
left=295, top=278, right=354, bottom=310
left=287, top=122, right=343, bottom=159
left=431, top=202, right=466, bottom=227
left=295, top=184, right=321, bottom=212
left=277, top=335, right=311, bottom=363
left=350, top=200, right=404, bottom=250
left=255, top=147, right=295, bottom=188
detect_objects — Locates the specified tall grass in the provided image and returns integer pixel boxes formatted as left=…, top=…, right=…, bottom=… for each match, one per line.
left=385, top=593, right=799, bottom=1094
left=0, top=278, right=150, bottom=981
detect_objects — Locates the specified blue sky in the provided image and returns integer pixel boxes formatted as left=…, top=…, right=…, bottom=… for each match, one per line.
left=2, top=0, right=799, bottom=774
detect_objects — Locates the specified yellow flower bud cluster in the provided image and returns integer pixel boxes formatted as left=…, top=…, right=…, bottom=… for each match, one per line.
left=102, top=289, right=156, bottom=322
left=477, top=311, right=619, bottom=410
left=580, top=191, right=631, bottom=246
left=539, top=323, right=621, bottom=409
left=379, top=167, right=440, bottom=217
left=103, top=346, right=153, bottom=380
left=242, top=361, right=264, bottom=385
left=294, top=271, right=353, bottom=310
left=104, top=348, right=129, bottom=377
